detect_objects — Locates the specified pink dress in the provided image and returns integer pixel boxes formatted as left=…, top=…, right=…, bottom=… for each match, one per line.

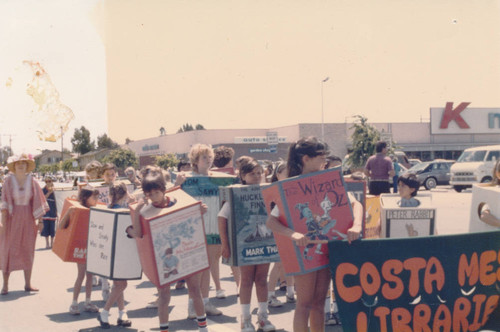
left=0, top=174, right=49, bottom=273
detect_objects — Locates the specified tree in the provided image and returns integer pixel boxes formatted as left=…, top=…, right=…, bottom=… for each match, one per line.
left=156, top=153, right=179, bottom=170
left=97, top=134, right=119, bottom=150
left=71, top=126, right=95, bottom=155
left=61, top=159, right=78, bottom=172
left=177, top=123, right=206, bottom=133
left=347, top=115, right=381, bottom=169
left=102, top=148, right=138, bottom=171
left=125, top=137, right=133, bottom=144
left=0, top=146, right=13, bottom=166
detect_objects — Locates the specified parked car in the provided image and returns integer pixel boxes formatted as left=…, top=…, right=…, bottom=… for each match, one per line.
left=450, top=144, right=500, bottom=192
left=408, top=158, right=422, bottom=168
left=405, top=159, right=455, bottom=190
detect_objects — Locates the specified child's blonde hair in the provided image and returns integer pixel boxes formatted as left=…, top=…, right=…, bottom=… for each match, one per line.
left=84, top=160, right=102, bottom=180
left=188, top=144, right=214, bottom=173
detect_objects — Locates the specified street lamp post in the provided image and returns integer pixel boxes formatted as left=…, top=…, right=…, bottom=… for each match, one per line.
left=321, top=77, right=329, bottom=141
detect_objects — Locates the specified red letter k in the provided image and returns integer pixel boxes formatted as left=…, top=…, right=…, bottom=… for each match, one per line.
left=440, top=102, right=471, bottom=129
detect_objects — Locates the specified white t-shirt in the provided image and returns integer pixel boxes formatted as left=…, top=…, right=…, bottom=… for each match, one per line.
left=217, top=201, right=230, bottom=219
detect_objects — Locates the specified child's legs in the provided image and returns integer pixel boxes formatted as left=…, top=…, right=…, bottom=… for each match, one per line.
left=200, top=269, right=211, bottom=298
left=294, top=268, right=331, bottom=332
left=268, top=262, right=281, bottom=292
left=73, top=263, right=86, bottom=302
left=231, top=266, right=240, bottom=288
left=185, top=272, right=204, bottom=316
left=207, top=244, right=222, bottom=290
left=254, top=263, right=270, bottom=303
left=84, top=272, right=93, bottom=300
left=157, top=287, right=171, bottom=325
left=104, top=280, right=127, bottom=311
left=239, top=265, right=256, bottom=304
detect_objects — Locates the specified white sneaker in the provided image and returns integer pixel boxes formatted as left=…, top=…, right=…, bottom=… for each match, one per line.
left=241, top=315, right=256, bottom=332
left=216, top=289, right=226, bottom=299
left=187, top=300, right=196, bottom=319
left=267, top=295, right=283, bottom=308
left=204, top=302, right=222, bottom=316
left=257, top=312, right=276, bottom=332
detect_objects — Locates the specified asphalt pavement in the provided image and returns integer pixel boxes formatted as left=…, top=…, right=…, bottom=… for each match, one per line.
left=0, top=186, right=498, bottom=331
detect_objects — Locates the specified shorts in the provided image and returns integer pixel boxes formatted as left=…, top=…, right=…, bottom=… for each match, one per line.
left=369, top=181, right=391, bottom=196
left=206, top=234, right=221, bottom=245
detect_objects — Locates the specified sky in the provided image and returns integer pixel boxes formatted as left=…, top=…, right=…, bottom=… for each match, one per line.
left=1, top=0, right=500, bottom=155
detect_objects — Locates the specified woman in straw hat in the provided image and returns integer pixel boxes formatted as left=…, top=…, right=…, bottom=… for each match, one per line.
left=0, top=154, right=49, bottom=295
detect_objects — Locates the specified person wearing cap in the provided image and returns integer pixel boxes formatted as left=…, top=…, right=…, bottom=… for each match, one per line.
left=0, top=154, right=49, bottom=295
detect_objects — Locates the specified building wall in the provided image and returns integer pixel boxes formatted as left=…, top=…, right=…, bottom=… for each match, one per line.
left=124, top=121, right=500, bottom=168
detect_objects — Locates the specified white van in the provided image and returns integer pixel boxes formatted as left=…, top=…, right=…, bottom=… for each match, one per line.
left=449, top=145, right=500, bottom=192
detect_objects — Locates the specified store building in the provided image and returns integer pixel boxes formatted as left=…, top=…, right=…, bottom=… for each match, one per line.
left=124, top=103, right=500, bottom=168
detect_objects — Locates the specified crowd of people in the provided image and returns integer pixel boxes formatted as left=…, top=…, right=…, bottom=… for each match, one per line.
left=2, top=138, right=498, bottom=332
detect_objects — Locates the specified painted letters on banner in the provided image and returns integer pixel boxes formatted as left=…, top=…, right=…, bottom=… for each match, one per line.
left=262, top=167, right=354, bottom=275
left=329, top=231, right=500, bottom=332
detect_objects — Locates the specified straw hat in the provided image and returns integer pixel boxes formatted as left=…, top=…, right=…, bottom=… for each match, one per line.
left=7, top=154, right=36, bottom=173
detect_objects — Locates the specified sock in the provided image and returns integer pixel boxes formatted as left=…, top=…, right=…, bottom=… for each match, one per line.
left=100, top=310, right=109, bottom=323
left=258, top=302, right=268, bottom=316
left=287, top=285, right=295, bottom=297
left=119, top=310, right=128, bottom=320
left=324, top=297, right=331, bottom=313
left=240, top=303, right=251, bottom=318
left=332, top=300, right=338, bottom=313
left=85, top=298, right=91, bottom=305
left=197, top=315, right=207, bottom=329
left=159, top=323, right=169, bottom=332
left=268, top=291, right=274, bottom=299
left=203, top=297, right=209, bottom=305
left=71, top=300, right=78, bottom=306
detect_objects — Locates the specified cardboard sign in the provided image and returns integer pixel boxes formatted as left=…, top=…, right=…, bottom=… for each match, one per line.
left=130, top=187, right=209, bottom=288
left=53, top=180, right=134, bottom=216
left=219, top=184, right=280, bottom=266
left=54, top=188, right=78, bottom=218
left=329, top=231, right=500, bottom=332
left=86, top=181, right=135, bottom=206
left=262, top=167, right=354, bottom=276
left=172, top=172, right=237, bottom=237
left=52, top=198, right=106, bottom=263
left=469, top=184, right=500, bottom=232
left=86, top=207, right=142, bottom=280
left=345, top=179, right=367, bottom=237
left=380, top=193, right=436, bottom=238
left=364, top=195, right=381, bottom=239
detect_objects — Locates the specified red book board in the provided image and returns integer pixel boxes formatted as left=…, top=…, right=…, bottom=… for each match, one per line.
left=130, top=186, right=210, bottom=288
left=52, top=198, right=106, bottom=263
left=262, top=167, right=354, bottom=275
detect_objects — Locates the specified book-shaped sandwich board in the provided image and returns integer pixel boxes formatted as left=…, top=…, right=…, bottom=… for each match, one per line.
left=344, top=179, right=367, bottom=237
left=469, top=183, right=500, bottom=232
left=262, top=167, right=354, bottom=276
left=219, top=184, right=279, bottom=266
left=364, top=195, right=382, bottom=239
left=52, top=198, right=106, bottom=263
left=86, top=206, right=142, bottom=280
left=380, top=193, right=436, bottom=238
left=130, top=187, right=209, bottom=288
left=53, top=180, right=134, bottom=216
left=172, top=171, right=237, bottom=242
